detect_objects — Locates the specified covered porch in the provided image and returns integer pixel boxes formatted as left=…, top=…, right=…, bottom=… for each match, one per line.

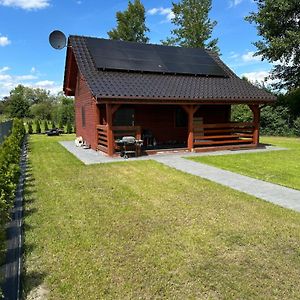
left=95, top=102, right=260, bottom=157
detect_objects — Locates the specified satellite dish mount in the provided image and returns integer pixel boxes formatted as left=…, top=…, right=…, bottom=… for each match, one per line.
left=49, top=30, right=67, bottom=50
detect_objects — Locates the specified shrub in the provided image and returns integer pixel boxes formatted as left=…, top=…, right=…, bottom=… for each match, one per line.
left=232, top=103, right=296, bottom=136
left=27, top=121, right=33, bottom=134
left=35, top=120, right=41, bottom=134
left=294, top=117, right=300, bottom=137
left=51, top=121, right=56, bottom=129
left=66, top=121, right=73, bottom=134
left=260, top=106, right=293, bottom=136
left=0, top=119, right=25, bottom=293
left=44, top=120, right=49, bottom=132
left=231, top=105, right=253, bottom=122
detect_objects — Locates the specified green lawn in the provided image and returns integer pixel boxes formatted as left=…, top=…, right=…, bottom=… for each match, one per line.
left=24, top=135, right=300, bottom=299
left=189, top=136, right=300, bottom=190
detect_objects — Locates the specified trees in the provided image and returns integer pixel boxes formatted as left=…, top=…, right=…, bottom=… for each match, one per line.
left=3, top=86, right=75, bottom=130
left=162, top=0, right=219, bottom=52
left=30, top=101, right=53, bottom=120
left=51, top=93, right=74, bottom=126
left=108, top=0, right=149, bottom=43
left=7, top=85, right=30, bottom=118
left=246, top=0, right=300, bottom=90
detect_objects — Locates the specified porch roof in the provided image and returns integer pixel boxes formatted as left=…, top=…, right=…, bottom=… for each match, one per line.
left=64, top=35, right=276, bottom=104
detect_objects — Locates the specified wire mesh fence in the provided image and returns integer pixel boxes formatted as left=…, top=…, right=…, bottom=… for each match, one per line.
left=0, top=120, right=13, bottom=144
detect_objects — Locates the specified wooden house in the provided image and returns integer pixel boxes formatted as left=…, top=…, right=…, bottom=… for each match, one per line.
left=63, top=35, right=276, bottom=156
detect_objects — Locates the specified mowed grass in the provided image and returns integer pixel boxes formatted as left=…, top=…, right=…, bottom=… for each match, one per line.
left=189, top=136, right=300, bottom=190
left=23, top=135, right=300, bottom=299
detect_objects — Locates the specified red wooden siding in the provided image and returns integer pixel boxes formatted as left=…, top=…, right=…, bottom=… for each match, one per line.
left=75, top=73, right=99, bottom=150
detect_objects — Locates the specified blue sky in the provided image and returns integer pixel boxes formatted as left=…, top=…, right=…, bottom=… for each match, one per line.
left=0, top=0, right=272, bottom=98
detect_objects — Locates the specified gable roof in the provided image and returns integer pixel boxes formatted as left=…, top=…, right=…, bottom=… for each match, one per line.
left=64, top=35, right=276, bottom=104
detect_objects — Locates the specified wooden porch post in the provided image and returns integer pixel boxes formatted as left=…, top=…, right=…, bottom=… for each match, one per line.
left=187, top=108, right=194, bottom=151
left=249, top=104, right=260, bottom=146
left=106, top=104, right=114, bottom=156
left=94, top=101, right=100, bottom=149
left=182, top=105, right=200, bottom=152
left=106, top=104, right=121, bottom=156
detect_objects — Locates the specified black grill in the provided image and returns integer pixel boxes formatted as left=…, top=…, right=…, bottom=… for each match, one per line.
left=115, top=136, right=143, bottom=159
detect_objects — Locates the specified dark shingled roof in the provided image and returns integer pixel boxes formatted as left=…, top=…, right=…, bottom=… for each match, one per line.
left=64, top=35, right=276, bottom=103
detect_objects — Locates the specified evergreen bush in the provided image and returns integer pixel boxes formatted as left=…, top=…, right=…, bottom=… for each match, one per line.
left=35, top=120, right=41, bottom=134
left=44, top=120, right=49, bottom=132
left=27, top=121, right=33, bottom=134
left=58, top=120, right=63, bottom=130
left=66, top=121, right=73, bottom=134
left=294, top=117, right=300, bottom=137
left=0, top=119, right=25, bottom=294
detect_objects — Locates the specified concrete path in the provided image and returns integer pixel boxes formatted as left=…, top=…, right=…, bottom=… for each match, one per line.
left=154, top=156, right=300, bottom=213
left=60, top=141, right=286, bottom=165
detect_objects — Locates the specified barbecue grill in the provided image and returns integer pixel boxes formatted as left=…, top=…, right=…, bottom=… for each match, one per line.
left=115, top=136, right=143, bottom=159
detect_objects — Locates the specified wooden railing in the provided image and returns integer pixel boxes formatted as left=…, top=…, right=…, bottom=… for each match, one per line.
left=97, top=125, right=108, bottom=153
left=193, top=122, right=254, bottom=147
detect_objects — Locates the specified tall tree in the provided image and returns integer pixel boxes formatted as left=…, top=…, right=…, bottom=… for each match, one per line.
left=7, top=85, right=30, bottom=118
left=246, top=0, right=300, bottom=90
left=108, top=0, right=149, bottom=43
left=162, top=0, right=219, bottom=52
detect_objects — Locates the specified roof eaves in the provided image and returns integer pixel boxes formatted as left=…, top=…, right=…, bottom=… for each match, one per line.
left=96, top=94, right=276, bottom=104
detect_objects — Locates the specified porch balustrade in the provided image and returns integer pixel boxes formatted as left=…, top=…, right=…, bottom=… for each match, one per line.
left=193, top=122, right=255, bottom=149
left=97, top=122, right=256, bottom=155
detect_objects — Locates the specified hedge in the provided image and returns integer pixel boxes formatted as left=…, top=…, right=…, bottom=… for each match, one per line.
left=0, top=119, right=25, bottom=295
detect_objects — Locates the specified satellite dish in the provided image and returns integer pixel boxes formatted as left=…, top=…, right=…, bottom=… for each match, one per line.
left=49, top=30, right=67, bottom=50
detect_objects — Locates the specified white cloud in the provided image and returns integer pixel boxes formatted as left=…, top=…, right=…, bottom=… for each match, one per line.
left=0, top=0, right=50, bottom=10
left=31, top=80, right=62, bottom=94
left=0, top=35, right=11, bottom=47
left=34, top=80, right=54, bottom=87
left=148, top=7, right=174, bottom=22
left=241, top=51, right=262, bottom=63
left=229, top=52, right=239, bottom=59
left=0, top=67, right=62, bottom=98
left=229, top=0, right=243, bottom=7
left=30, top=67, right=36, bottom=73
left=15, top=74, right=38, bottom=80
left=0, top=66, right=10, bottom=73
left=241, top=71, right=271, bottom=84
left=0, top=74, right=12, bottom=81
left=227, top=50, right=264, bottom=67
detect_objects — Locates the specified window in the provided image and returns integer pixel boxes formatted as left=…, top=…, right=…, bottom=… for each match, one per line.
left=113, top=108, right=135, bottom=126
left=81, top=106, right=86, bottom=128
left=175, top=108, right=188, bottom=127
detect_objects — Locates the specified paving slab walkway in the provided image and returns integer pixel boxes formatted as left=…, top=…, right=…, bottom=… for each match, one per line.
left=60, top=141, right=300, bottom=212
left=60, top=141, right=286, bottom=165
left=154, top=156, right=300, bottom=213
